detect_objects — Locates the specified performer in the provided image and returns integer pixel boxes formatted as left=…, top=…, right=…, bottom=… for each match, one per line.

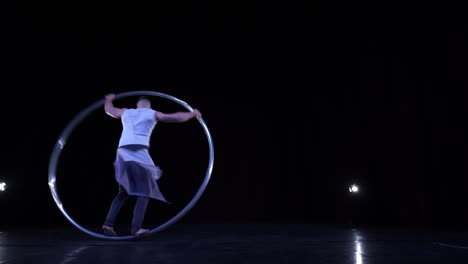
left=101, top=93, right=201, bottom=236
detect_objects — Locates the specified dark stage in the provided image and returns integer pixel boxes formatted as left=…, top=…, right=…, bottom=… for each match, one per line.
left=3, top=0, right=468, bottom=263
left=2, top=224, right=468, bottom=264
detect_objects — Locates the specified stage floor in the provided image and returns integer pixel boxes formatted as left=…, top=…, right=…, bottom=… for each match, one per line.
left=0, top=224, right=467, bottom=263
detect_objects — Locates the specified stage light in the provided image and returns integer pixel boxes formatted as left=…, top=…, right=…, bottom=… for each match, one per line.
left=353, top=230, right=364, bottom=264
left=349, top=184, right=359, bottom=193
left=0, top=182, right=6, bottom=192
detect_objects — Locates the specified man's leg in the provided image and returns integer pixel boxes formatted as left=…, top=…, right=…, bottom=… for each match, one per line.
left=103, top=186, right=129, bottom=236
left=131, top=195, right=150, bottom=235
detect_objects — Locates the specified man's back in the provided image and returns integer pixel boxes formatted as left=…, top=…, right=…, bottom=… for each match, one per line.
left=118, top=108, right=157, bottom=147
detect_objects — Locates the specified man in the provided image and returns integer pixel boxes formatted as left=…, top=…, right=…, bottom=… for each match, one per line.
left=101, top=93, right=202, bottom=236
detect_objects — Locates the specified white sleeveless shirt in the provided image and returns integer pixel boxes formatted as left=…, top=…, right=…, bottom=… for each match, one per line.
left=118, top=108, right=157, bottom=147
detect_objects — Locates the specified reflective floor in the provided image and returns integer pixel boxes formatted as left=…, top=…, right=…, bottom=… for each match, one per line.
left=1, top=224, right=468, bottom=263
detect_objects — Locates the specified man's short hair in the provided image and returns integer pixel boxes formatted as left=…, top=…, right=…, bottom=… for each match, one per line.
left=138, top=96, right=151, bottom=103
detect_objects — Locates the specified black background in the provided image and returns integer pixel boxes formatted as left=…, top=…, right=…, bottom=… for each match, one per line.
left=1, top=0, right=467, bottom=230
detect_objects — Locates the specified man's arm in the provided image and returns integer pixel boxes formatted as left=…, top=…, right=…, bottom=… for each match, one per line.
left=155, top=109, right=202, bottom=123
left=104, top=93, right=127, bottom=118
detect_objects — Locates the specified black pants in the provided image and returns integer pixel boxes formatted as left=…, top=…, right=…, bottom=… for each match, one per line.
left=103, top=185, right=149, bottom=234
